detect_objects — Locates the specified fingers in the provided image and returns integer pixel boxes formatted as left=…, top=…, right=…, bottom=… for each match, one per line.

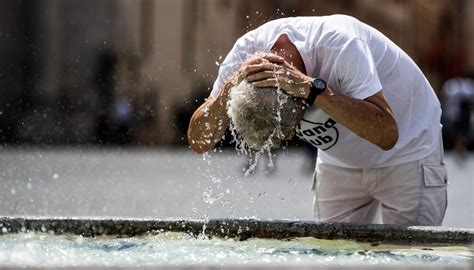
left=261, top=53, right=285, bottom=64
left=237, top=53, right=286, bottom=85
left=246, top=53, right=284, bottom=63
left=240, top=62, right=277, bottom=79
left=246, top=70, right=277, bottom=82
left=251, top=77, right=279, bottom=88
left=243, top=53, right=285, bottom=69
left=244, top=56, right=268, bottom=65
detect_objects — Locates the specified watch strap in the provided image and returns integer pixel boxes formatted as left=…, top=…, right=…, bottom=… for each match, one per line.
left=305, top=78, right=326, bottom=107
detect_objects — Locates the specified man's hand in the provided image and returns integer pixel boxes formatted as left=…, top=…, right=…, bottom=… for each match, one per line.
left=244, top=53, right=312, bottom=99
left=236, top=53, right=284, bottom=82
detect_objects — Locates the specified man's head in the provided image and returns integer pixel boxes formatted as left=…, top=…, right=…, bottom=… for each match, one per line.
left=227, top=80, right=305, bottom=150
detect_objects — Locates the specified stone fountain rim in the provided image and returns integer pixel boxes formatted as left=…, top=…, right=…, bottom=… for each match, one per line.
left=0, top=216, right=472, bottom=245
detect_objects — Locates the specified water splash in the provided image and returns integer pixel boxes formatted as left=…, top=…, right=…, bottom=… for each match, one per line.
left=198, top=152, right=237, bottom=217
left=202, top=187, right=224, bottom=205
left=0, top=232, right=470, bottom=267
left=227, top=56, right=290, bottom=176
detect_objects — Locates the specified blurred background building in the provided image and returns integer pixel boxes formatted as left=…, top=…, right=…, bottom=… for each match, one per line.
left=0, top=0, right=473, bottom=149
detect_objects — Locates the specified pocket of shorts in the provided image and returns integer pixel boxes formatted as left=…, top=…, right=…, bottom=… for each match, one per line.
left=422, top=164, right=447, bottom=187
left=418, top=163, right=448, bottom=225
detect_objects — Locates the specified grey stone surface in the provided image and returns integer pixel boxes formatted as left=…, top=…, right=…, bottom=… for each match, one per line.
left=0, top=148, right=472, bottom=229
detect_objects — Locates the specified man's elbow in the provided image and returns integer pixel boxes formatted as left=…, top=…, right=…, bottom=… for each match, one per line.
left=187, top=131, right=214, bottom=154
left=191, top=146, right=207, bottom=155
left=188, top=139, right=203, bottom=154
left=187, top=133, right=207, bottom=154
left=379, top=123, right=399, bottom=151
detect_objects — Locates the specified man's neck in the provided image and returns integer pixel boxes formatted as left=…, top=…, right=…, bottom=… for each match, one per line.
left=271, top=34, right=307, bottom=74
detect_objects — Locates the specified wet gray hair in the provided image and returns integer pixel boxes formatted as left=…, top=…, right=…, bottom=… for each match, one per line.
left=227, top=80, right=305, bottom=151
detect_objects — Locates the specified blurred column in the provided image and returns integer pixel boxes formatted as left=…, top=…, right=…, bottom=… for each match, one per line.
left=466, top=1, right=474, bottom=71
left=141, top=0, right=155, bottom=57
left=0, top=0, right=24, bottom=141
left=22, top=0, right=60, bottom=104
left=0, top=0, right=60, bottom=142
left=181, top=0, right=198, bottom=74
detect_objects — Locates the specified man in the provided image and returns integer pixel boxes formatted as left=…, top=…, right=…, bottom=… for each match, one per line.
left=188, top=15, right=447, bottom=225
left=441, top=75, right=474, bottom=161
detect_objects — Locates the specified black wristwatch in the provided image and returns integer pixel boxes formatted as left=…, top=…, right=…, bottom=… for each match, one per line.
left=305, top=78, right=326, bottom=107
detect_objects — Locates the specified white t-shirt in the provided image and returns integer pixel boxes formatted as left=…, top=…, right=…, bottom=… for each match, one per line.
left=211, top=15, right=442, bottom=168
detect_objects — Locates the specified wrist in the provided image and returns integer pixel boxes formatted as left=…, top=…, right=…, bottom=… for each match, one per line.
left=305, top=78, right=327, bottom=107
left=221, top=75, right=238, bottom=98
left=302, top=78, right=313, bottom=99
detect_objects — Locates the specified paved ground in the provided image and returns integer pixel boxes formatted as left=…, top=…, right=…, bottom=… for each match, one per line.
left=0, top=147, right=472, bottom=228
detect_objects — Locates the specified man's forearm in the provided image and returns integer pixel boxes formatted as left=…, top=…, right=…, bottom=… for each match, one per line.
left=315, top=87, right=399, bottom=150
left=187, top=83, right=232, bottom=154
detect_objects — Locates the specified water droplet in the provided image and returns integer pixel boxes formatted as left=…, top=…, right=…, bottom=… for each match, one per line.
left=202, top=106, right=209, bottom=117
left=202, top=188, right=224, bottom=205
left=288, top=178, right=297, bottom=188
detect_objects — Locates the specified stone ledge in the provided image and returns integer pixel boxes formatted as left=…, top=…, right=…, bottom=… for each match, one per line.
left=0, top=216, right=472, bottom=245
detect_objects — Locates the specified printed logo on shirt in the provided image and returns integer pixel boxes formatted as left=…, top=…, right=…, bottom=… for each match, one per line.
left=295, top=118, right=339, bottom=150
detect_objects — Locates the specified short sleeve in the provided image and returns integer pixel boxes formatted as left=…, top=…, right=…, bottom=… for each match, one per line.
left=210, top=36, right=255, bottom=97
left=334, top=39, right=382, bottom=99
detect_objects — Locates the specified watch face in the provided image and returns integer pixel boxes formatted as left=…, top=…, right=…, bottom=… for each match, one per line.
left=313, top=79, right=326, bottom=90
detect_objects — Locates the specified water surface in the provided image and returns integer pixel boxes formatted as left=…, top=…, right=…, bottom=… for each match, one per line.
left=0, top=232, right=471, bottom=267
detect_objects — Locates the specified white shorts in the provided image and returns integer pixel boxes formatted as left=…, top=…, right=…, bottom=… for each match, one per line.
left=312, top=145, right=448, bottom=225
